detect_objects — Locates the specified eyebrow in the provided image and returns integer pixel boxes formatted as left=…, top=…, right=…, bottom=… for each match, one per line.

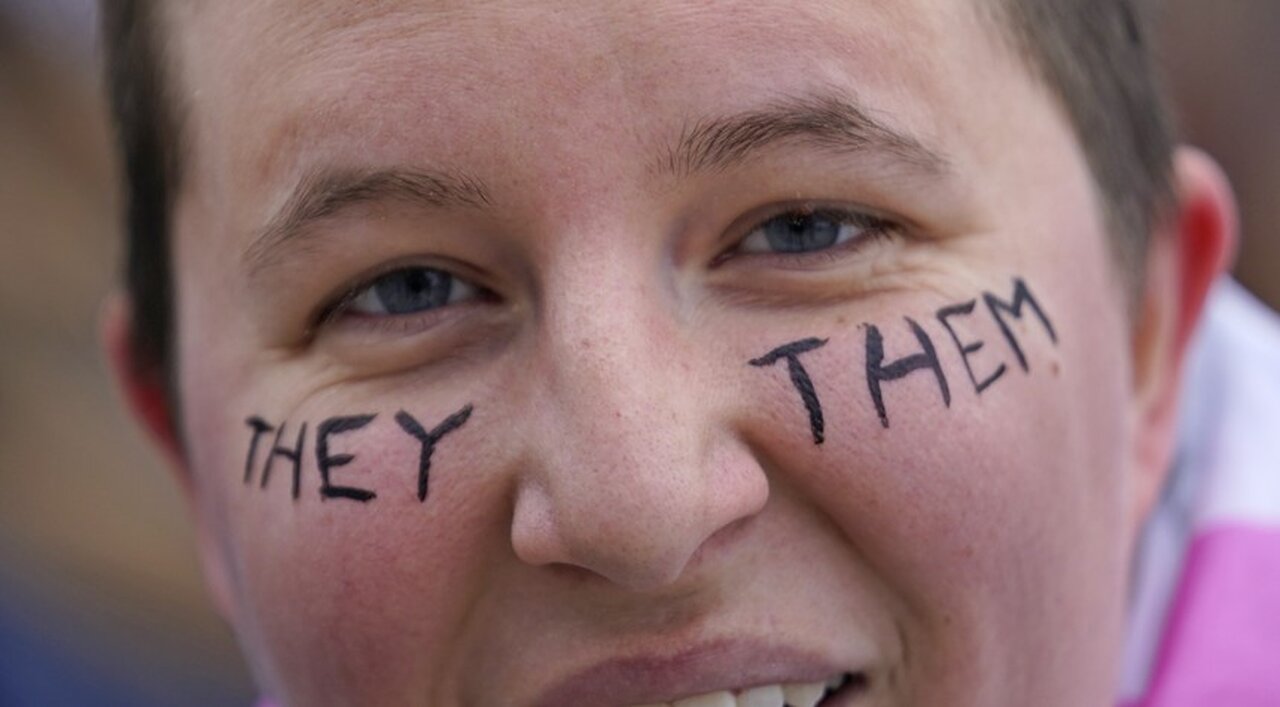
left=244, top=92, right=944, bottom=278
left=245, top=166, right=492, bottom=276
left=658, top=92, right=948, bottom=178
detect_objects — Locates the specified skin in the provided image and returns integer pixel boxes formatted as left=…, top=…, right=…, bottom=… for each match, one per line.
left=105, top=0, right=1236, bottom=705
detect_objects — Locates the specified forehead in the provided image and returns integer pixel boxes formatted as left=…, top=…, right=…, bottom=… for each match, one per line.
left=175, top=0, right=953, bottom=101
left=168, top=0, right=1019, bottom=196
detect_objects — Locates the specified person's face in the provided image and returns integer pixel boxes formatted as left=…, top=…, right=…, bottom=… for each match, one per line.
left=164, top=1, right=1149, bottom=704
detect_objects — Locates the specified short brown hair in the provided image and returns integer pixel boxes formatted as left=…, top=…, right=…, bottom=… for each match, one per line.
left=100, top=0, right=1176, bottom=386
left=102, top=0, right=182, bottom=385
left=992, top=0, right=1176, bottom=279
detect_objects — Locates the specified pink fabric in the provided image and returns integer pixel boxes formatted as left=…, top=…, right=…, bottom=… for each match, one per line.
left=1130, top=524, right=1280, bottom=706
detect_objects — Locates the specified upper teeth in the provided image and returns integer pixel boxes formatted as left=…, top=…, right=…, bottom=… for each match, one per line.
left=629, top=675, right=843, bottom=707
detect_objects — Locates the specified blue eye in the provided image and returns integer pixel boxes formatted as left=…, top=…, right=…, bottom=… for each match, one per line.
left=345, top=267, right=478, bottom=316
left=738, top=208, right=887, bottom=255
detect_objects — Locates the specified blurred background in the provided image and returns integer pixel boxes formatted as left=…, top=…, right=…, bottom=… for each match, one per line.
left=0, top=1, right=1276, bottom=704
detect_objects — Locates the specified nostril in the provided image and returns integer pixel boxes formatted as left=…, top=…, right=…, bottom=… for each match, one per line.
left=679, top=514, right=756, bottom=576
left=541, top=561, right=610, bottom=584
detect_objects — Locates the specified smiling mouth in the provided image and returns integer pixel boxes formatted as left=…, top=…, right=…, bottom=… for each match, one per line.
left=628, top=672, right=866, bottom=707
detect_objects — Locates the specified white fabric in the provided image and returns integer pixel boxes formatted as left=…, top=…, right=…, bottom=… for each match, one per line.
left=1118, top=279, right=1280, bottom=701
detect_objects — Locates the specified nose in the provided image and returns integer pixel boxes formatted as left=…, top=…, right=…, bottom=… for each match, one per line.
left=510, top=262, right=768, bottom=591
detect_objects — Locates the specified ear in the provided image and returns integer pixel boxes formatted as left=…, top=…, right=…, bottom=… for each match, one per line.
left=1128, top=147, right=1239, bottom=524
left=101, top=292, right=184, bottom=468
left=100, top=292, right=237, bottom=620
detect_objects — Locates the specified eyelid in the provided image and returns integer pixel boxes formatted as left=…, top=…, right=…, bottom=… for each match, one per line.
left=715, top=201, right=903, bottom=266
left=311, top=256, right=491, bottom=330
left=346, top=270, right=480, bottom=317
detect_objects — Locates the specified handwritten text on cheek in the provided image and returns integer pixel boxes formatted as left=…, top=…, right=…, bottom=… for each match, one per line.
left=237, top=277, right=1053, bottom=502
left=241, top=405, right=473, bottom=503
left=750, top=276, right=1058, bottom=444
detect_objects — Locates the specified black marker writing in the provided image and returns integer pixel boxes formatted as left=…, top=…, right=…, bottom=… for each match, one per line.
left=865, top=317, right=951, bottom=428
left=262, top=421, right=307, bottom=500
left=752, top=276, right=1057, bottom=442
left=937, top=300, right=1007, bottom=394
left=395, top=405, right=474, bottom=502
left=316, top=415, right=377, bottom=503
left=984, top=276, right=1058, bottom=372
left=749, top=338, right=829, bottom=445
left=243, top=416, right=274, bottom=484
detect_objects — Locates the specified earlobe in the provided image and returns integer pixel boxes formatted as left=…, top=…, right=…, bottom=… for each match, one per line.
left=1129, top=147, right=1239, bottom=522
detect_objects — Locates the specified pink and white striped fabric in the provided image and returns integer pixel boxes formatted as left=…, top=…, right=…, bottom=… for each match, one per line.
left=1119, top=279, right=1280, bottom=706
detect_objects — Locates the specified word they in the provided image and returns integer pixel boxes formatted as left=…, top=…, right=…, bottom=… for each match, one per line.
left=242, top=405, right=473, bottom=503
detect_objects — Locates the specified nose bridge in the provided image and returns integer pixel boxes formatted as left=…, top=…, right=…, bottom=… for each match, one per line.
left=510, top=248, right=764, bottom=589
left=545, top=252, right=677, bottom=427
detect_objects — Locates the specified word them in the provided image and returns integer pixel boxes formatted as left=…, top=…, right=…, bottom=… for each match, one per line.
left=750, top=276, right=1057, bottom=443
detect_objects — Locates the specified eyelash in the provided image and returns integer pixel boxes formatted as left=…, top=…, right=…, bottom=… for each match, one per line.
left=312, top=203, right=899, bottom=332
left=714, top=204, right=898, bottom=267
left=312, top=262, right=485, bottom=334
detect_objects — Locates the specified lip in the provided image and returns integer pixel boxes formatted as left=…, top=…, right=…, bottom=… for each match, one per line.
left=530, top=638, right=859, bottom=707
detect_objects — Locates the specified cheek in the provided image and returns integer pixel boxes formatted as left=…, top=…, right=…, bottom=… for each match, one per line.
left=182, top=394, right=503, bottom=701
left=742, top=281, right=1132, bottom=701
